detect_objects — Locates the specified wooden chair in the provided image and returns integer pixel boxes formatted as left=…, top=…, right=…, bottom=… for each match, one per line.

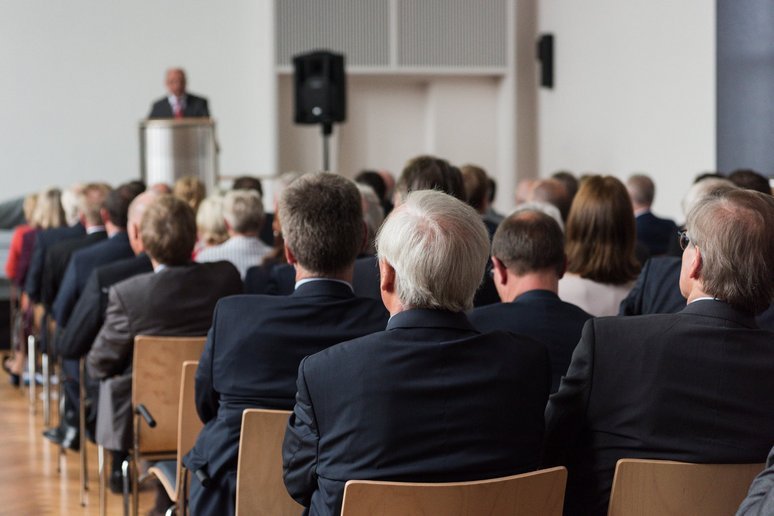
left=340, top=466, right=568, bottom=516
left=95, top=335, right=205, bottom=516
left=147, top=361, right=203, bottom=516
left=607, top=458, right=765, bottom=516
left=235, top=409, right=301, bottom=516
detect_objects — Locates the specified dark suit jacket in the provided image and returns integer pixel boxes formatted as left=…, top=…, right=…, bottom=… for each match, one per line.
left=52, top=232, right=134, bottom=326
left=58, top=254, right=153, bottom=360
left=148, top=93, right=209, bottom=118
left=86, top=261, right=242, bottom=450
left=545, top=300, right=774, bottom=516
left=41, top=230, right=106, bottom=309
left=736, top=445, right=774, bottom=516
left=283, top=309, right=551, bottom=516
left=469, top=289, right=593, bottom=393
left=635, top=211, right=678, bottom=256
left=244, top=256, right=382, bottom=300
left=185, top=280, right=388, bottom=516
left=24, top=223, right=85, bottom=300
left=618, top=256, right=685, bottom=316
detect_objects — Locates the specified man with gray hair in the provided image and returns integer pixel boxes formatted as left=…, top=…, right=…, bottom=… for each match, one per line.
left=186, top=172, right=389, bottom=516
left=283, top=189, right=551, bottom=516
left=196, top=188, right=271, bottom=278
left=546, top=188, right=774, bottom=516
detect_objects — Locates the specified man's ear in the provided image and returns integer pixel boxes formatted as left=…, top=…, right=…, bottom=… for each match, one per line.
left=379, top=259, right=395, bottom=295
left=100, top=207, right=110, bottom=225
left=688, top=246, right=703, bottom=280
left=491, top=256, right=508, bottom=286
left=284, top=243, right=297, bottom=265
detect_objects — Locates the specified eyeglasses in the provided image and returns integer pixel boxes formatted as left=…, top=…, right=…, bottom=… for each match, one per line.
left=678, top=230, right=692, bottom=251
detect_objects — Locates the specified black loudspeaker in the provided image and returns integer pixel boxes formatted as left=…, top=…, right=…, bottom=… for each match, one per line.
left=537, top=34, right=554, bottom=88
left=293, top=50, right=347, bottom=125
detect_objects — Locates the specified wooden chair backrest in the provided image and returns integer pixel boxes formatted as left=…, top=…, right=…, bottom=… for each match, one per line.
left=175, top=360, right=202, bottom=497
left=131, top=335, right=206, bottom=454
left=235, top=409, right=301, bottom=516
left=340, top=466, right=567, bottom=516
left=607, top=458, right=764, bottom=516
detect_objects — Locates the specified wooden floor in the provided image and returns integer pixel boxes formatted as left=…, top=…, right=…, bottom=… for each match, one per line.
left=0, top=375, right=155, bottom=515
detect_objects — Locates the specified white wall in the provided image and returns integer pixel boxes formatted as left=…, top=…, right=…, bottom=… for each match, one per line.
left=537, top=1, right=716, bottom=220
left=0, top=1, right=275, bottom=200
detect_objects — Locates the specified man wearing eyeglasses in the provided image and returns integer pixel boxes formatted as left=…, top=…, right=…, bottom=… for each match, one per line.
left=545, top=189, right=774, bottom=516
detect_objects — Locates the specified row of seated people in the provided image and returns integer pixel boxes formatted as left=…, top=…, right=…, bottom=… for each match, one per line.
left=3, top=158, right=774, bottom=515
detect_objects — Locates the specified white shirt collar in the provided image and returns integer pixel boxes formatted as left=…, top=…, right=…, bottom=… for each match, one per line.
left=294, top=277, right=353, bottom=292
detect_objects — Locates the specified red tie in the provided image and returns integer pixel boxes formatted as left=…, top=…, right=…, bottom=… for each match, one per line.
left=174, top=102, right=183, bottom=119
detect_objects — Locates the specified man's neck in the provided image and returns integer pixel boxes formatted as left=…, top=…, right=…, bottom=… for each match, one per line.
left=294, top=264, right=354, bottom=285
left=501, top=270, right=559, bottom=302
left=105, top=222, right=124, bottom=238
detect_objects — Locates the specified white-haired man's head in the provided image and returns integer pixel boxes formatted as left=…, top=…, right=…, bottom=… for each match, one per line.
left=376, top=189, right=490, bottom=313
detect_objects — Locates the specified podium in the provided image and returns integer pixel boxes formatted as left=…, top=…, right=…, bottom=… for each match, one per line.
left=139, top=118, right=219, bottom=193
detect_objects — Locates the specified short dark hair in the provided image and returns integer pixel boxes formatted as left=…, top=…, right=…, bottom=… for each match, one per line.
left=104, top=183, right=142, bottom=229
left=728, top=169, right=771, bottom=195
left=492, top=210, right=565, bottom=277
left=140, top=195, right=197, bottom=265
left=626, top=174, right=656, bottom=206
left=551, top=171, right=579, bottom=201
left=279, top=172, right=363, bottom=275
left=396, top=155, right=465, bottom=202
left=487, top=177, right=497, bottom=204
left=460, top=164, right=489, bottom=212
left=355, top=170, right=387, bottom=201
left=232, top=175, right=263, bottom=196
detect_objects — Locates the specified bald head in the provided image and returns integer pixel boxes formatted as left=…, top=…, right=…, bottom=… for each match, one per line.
left=165, top=68, right=187, bottom=97
left=127, top=190, right=159, bottom=255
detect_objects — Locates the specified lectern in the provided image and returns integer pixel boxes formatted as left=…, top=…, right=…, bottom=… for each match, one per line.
left=139, top=118, right=219, bottom=193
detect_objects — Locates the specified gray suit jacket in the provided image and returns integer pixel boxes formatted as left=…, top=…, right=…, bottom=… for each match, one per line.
left=86, top=261, right=242, bottom=450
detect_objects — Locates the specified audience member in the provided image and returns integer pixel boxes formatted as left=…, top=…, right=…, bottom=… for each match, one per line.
left=5, top=193, right=39, bottom=286
left=529, top=178, right=572, bottom=222
left=53, top=183, right=140, bottom=326
left=173, top=175, right=206, bottom=213
left=736, top=445, right=774, bottom=516
left=546, top=188, right=774, bottom=516
left=51, top=191, right=158, bottom=450
left=283, top=189, right=550, bottom=515
left=514, top=178, right=536, bottom=205
left=355, top=169, right=390, bottom=215
left=552, top=170, right=580, bottom=202
left=193, top=194, right=228, bottom=257
left=355, top=183, right=385, bottom=256
left=195, top=189, right=270, bottom=278
left=378, top=170, right=396, bottom=214
left=394, top=155, right=465, bottom=204
left=468, top=209, right=592, bottom=392
left=40, top=183, right=111, bottom=310
left=461, top=164, right=498, bottom=237
left=626, top=173, right=678, bottom=255
left=728, top=168, right=771, bottom=195
left=86, top=195, right=241, bottom=492
left=558, top=175, right=640, bottom=316
left=186, top=173, right=389, bottom=515
left=231, top=175, right=275, bottom=246
left=484, top=177, right=505, bottom=226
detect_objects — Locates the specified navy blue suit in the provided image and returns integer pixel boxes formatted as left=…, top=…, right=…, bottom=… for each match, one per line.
left=283, top=309, right=551, bottom=516
left=148, top=93, right=209, bottom=118
left=52, top=232, right=134, bottom=327
left=41, top=230, right=106, bottom=310
left=185, top=280, right=389, bottom=516
left=545, top=300, right=774, bottom=516
left=24, top=223, right=85, bottom=301
left=635, top=211, right=678, bottom=256
left=469, top=290, right=592, bottom=393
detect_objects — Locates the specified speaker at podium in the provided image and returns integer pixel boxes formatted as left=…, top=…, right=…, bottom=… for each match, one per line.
left=139, top=118, right=219, bottom=193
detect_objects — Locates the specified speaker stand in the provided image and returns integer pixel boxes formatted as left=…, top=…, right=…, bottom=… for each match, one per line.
left=321, top=122, right=333, bottom=171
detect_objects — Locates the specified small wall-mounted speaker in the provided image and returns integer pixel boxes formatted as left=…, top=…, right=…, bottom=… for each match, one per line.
left=537, top=34, right=554, bottom=88
left=293, top=50, right=347, bottom=125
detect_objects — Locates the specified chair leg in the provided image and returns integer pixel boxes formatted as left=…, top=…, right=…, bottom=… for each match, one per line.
left=27, top=335, right=36, bottom=411
left=122, top=458, right=131, bottom=516
left=131, top=453, right=140, bottom=516
left=79, top=359, right=88, bottom=506
left=98, top=445, right=107, bottom=516
left=42, top=352, right=50, bottom=426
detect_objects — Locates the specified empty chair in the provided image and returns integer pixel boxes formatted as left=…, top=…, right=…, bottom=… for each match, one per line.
left=340, top=467, right=567, bottom=516
left=235, top=409, right=301, bottom=516
left=607, top=459, right=765, bottom=516
left=147, top=360, right=202, bottom=516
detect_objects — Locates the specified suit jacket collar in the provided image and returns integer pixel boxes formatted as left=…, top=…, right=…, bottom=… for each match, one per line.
left=512, top=289, right=560, bottom=304
left=387, top=308, right=475, bottom=332
left=291, top=279, right=355, bottom=300
left=680, top=299, right=758, bottom=328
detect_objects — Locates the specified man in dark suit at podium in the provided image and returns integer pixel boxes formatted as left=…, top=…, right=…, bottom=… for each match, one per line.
left=148, top=68, right=209, bottom=119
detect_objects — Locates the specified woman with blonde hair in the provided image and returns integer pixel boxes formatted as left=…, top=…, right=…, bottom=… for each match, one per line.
left=194, top=194, right=228, bottom=257
left=173, top=175, right=206, bottom=213
left=558, top=175, right=640, bottom=316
